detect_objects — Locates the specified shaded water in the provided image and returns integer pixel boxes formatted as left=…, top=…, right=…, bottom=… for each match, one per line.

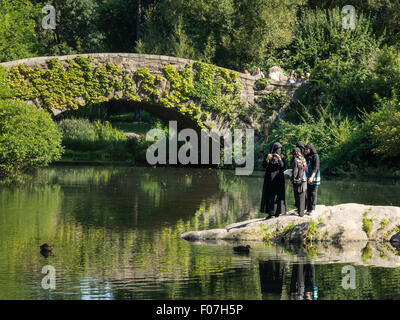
left=0, top=166, right=399, bottom=300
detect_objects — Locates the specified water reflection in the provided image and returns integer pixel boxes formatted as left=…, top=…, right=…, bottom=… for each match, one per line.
left=0, top=166, right=399, bottom=300
left=259, top=261, right=318, bottom=300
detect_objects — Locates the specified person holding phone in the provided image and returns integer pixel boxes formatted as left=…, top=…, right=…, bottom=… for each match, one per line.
left=260, top=142, right=286, bottom=219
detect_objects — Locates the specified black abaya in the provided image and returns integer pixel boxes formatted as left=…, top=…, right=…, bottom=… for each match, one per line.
left=260, top=142, right=286, bottom=216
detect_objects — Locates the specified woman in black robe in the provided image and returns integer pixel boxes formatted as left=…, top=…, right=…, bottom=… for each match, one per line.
left=260, top=142, right=286, bottom=219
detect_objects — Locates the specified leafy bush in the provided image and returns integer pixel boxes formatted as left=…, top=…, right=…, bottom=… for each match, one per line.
left=262, top=90, right=289, bottom=115
left=283, top=7, right=382, bottom=115
left=255, top=78, right=269, bottom=90
left=365, top=92, right=400, bottom=158
left=369, top=46, right=400, bottom=99
left=57, top=118, right=127, bottom=143
left=267, top=106, right=372, bottom=175
left=0, top=99, right=63, bottom=177
left=57, top=118, right=97, bottom=141
left=94, top=120, right=126, bottom=141
left=283, top=7, right=381, bottom=78
left=0, top=67, right=13, bottom=99
left=56, top=118, right=130, bottom=161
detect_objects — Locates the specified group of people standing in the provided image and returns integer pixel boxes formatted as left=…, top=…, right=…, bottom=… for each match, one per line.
left=243, top=68, right=311, bottom=83
left=287, top=70, right=311, bottom=84
left=260, top=142, right=320, bottom=219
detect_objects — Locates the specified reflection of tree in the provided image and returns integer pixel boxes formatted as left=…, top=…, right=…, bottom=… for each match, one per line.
left=47, top=167, right=264, bottom=230
left=2, top=167, right=400, bottom=299
left=0, top=184, right=62, bottom=299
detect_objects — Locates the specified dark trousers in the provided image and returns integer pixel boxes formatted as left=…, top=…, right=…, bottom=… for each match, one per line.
left=307, top=185, right=318, bottom=212
left=268, top=195, right=286, bottom=217
left=294, top=187, right=306, bottom=217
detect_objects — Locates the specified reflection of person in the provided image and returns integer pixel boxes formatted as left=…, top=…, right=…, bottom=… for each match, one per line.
left=305, top=144, right=320, bottom=215
left=260, top=142, right=286, bottom=219
left=291, top=148, right=307, bottom=217
left=289, top=263, right=317, bottom=300
left=259, top=261, right=285, bottom=298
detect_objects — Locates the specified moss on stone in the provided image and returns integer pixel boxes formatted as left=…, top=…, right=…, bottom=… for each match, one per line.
left=4, top=57, right=245, bottom=130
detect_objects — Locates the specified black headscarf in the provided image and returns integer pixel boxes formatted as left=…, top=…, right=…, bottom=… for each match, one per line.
left=305, top=143, right=317, bottom=156
left=270, top=142, right=282, bottom=154
left=292, top=147, right=301, bottom=155
left=305, top=143, right=319, bottom=173
left=296, top=142, right=306, bottom=156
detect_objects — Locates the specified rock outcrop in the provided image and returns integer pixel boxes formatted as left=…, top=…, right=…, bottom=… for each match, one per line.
left=267, top=66, right=287, bottom=82
left=181, top=203, right=400, bottom=244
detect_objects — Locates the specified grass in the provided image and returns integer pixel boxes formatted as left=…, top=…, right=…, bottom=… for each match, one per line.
left=57, top=118, right=137, bottom=162
left=306, top=220, right=318, bottom=244
left=258, top=224, right=275, bottom=242
left=62, top=145, right=134, bottom=162
left=111, top=121, right=153, bottom=135
left=383, top=226, right=400, bottom=240
left=362, top=210, right=374, bottom=237
left=361, top=244, right=372, bottom=263
left=377, top=218, right=389, bottom=232
left=280, top=223, right=295, bottom=242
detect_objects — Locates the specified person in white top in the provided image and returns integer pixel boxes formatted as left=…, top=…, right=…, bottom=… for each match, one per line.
left=252, top=68, right=265, bottom=79
left=287, top=70, right=296, bottom=84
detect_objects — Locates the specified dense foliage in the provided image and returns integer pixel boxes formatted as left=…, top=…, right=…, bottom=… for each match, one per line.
left=0, top=99, right=63, bottom=177
left=0, top=0, right=39, bottom=63
left=1, top=0, right=400, bottom=176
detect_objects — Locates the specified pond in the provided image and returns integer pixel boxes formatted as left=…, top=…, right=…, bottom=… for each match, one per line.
left=0, top=166, right=399, bottom=300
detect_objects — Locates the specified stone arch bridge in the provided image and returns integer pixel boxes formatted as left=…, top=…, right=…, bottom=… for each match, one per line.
left=0, top=53, right=301, bottom=137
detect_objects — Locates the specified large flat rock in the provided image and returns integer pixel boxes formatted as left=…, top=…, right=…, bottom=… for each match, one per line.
left=180, top=203, right=400, bottom=244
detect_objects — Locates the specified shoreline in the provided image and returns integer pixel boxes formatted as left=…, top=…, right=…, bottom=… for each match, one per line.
left=180, top=203, right=400, bottom=245
left=50, top=161, right=400, bottom=180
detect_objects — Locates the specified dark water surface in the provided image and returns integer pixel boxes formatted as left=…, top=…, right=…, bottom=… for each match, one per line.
left=0, top=166, right=399, bottom=300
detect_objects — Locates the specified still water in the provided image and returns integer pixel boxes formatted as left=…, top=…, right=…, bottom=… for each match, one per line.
left=0, top=166, right=399, bottom=300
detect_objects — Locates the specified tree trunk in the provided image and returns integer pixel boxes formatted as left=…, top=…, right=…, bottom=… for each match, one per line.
left=136, top=0, right=142, bottom=41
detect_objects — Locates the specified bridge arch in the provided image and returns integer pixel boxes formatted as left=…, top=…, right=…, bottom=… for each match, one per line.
left=0, top=53, right=301, bottom=135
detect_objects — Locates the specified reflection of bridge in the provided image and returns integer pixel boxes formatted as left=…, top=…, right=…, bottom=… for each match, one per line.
left=1, top=53, right=301, bottom=133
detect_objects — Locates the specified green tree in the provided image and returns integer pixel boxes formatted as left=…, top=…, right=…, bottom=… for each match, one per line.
left=33, top=0, right=106, bottom=55
left=137, top=0, right=304, bottom=70
left=366, top=92, right=400, bottom=159
left=226, top=0, right=304, bottom=70
left=285, top=7, right=381, bottom=115
left=97, top=0, right=154, bottom=52
left=306, top=0, right=400, bottom=47
left=0, top=0, right=39, bottom=62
